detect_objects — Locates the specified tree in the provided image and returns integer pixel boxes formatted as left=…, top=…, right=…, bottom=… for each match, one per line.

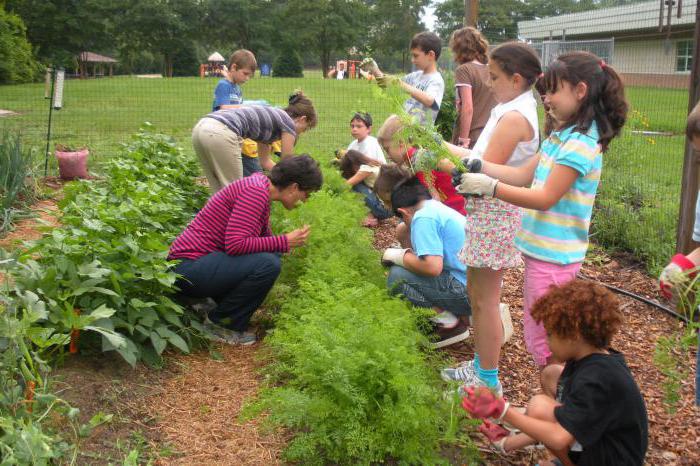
left=280, top=0, right=368, bottom=77
left=5, top=0, right=112, bottom=66
left=365, top=0, right=429, bottom=71
left=0, top=6, right=41, bottom=83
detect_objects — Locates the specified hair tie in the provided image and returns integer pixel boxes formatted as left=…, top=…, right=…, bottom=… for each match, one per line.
left=599, top=59, right=607, bottom=69
left=289, top=93, right=301, bottom=105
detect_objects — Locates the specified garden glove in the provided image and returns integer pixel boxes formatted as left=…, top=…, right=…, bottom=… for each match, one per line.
left=451, top=158, right=482, bottom=187
left=359, top=57, right=383, bottom=77
left=461, top=386, right=509, bottom=421
left=456, top=173, right=498, bottom=197
left=381, top=248, right=410, bottom=267
left=659, top=254, right=697, bottom=299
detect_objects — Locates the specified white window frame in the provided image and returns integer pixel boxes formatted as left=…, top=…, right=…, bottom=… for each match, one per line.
left=676, top=39, right=693, bottom=73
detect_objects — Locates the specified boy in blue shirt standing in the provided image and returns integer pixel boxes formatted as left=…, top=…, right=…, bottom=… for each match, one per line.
left=381, top=177, right=471, bottom=348
left=212, top=49, right=256, bottom=111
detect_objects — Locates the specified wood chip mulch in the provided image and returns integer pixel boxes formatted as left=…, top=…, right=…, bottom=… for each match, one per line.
left=145, top=345, right=287, bottom=465
left=370, top=220, right=700, bottom=466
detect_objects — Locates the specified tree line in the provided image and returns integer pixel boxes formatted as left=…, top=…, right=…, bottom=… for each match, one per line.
left=1, top=0, right=648, bottom=84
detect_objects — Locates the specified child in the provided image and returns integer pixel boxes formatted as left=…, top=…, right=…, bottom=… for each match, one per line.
left=462, top=280, right=648, bottom=465
left=377, top=114, right=466, bottom=216
left=454, top=52, right=628, bottom=373
left=658, top=100, right=700, bottom=406
left=347, top=112, right=386, bottom=163
left=442, top=42, right=542, bottom=394
left=449, top=27, right=496, bottom=149
left=370, top=32, right=445, bottom=125
left=381, top=176, right=471, bottom=348
left=339, top=149, right=391, bottom=225
left=193, top=91, right=317, bottom=192
left=212, top=49, right=257, bottom=111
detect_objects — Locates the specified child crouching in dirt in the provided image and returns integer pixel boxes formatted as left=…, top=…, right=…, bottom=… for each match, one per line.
left=462, top=280, right=648, bottom=466
left=338, top=149, right=392, bottom=226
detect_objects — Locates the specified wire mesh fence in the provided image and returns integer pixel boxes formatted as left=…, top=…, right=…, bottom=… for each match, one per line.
left=0, top=0, right=695, bottom=274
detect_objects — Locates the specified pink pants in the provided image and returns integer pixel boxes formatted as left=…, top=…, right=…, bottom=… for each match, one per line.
left=523, top=255, right=582, bottom=367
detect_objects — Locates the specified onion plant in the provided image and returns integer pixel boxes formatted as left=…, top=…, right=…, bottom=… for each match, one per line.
left=0, top=130, right=36, bottom=234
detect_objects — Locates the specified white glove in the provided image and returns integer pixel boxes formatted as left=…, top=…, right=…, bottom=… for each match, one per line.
left=457, top=173, right=498, bottom=197
left=382, top=248, right=410, bottom=267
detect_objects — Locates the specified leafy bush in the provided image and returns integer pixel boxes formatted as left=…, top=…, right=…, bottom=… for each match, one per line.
left=273, top=47, right=303, bottom=78
left=0, top=130, right=36, bottom=234
left=435, top=72, right=456, bottom=141
left=5, top=125, right=209, bottom=366
left=0, top=8, right=42, bottom=84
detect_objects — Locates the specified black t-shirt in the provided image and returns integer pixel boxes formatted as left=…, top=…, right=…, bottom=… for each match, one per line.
left=553, top=350, right=648, bottom=466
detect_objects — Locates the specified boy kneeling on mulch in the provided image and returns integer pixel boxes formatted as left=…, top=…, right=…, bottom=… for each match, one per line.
left=462, top=280, right=648, bottom=466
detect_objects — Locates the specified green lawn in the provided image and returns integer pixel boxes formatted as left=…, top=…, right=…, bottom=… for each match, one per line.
left=0, top=76, right=690, bottom=271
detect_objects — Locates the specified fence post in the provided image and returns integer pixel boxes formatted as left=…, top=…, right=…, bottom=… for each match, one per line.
left=676, top=0, right=700, bottom=254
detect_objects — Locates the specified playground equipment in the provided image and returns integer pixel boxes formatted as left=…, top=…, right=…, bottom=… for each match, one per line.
left=200, top=52, right=227, bottom=78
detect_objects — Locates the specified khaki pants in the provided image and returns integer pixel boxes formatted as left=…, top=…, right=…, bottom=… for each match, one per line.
left=192, top=118, right=243, bottom=192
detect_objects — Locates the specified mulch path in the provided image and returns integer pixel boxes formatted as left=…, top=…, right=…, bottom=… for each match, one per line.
left=372, top=219, right=700, bottom=466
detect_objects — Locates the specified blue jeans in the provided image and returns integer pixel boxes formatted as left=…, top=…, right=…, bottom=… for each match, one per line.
left=352, top=182, right=392, bottom=220
left=242, top=155, right=262, bottom=177
left=387, top=265, right=471, bottom=316
left=174, top=251, right=281, bottom=331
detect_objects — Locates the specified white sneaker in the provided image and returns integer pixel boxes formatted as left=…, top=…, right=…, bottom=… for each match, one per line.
left=430, top=310, right=459, bottom=328
left=441, top=359, right=503, bottom=397
left=500, top=303, right=513, bottom=345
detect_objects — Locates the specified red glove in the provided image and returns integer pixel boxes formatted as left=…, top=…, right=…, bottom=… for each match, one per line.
left=479, top=419, right=510, bottom=442
left=461, top=386, right=509, bottom=420
left=659, top=254, right=696, bottom=299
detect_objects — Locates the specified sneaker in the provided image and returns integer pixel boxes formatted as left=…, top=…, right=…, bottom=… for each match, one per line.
left=441, top=360, right=503, bottom=397
left=431, top=320, right=470, bottom=349
left=430, top=310, right=459, bottom=328
left=203, top=320, right=257, bottom=346
left=500, top=303, right=513, bottom=345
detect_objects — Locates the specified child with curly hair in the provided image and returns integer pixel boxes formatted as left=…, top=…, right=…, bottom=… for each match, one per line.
left=462, top=280, right=648, bottom=466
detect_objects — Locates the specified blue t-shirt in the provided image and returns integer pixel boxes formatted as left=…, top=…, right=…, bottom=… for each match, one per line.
left=411, top=200, right=467, bottom=285
left=212, top=79, right=242, bottom=111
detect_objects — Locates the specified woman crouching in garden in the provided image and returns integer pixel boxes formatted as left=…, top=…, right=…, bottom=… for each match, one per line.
left=168, top=155, right=323, bottom=345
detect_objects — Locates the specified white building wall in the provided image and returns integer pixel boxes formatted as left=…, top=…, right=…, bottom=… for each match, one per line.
left=613, top=39, right=680, bottom=74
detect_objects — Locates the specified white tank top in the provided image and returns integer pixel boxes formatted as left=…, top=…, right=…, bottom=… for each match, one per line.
left=471, top=90, right=539, bottom=167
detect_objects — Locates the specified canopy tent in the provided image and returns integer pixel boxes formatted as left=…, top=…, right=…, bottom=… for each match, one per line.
left=77, top=51, right=118, bottom=78
left=207, top=52, right=225, bottom=62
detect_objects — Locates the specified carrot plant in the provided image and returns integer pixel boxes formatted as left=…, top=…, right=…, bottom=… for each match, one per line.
left=243, top=184, right=480, bottom=463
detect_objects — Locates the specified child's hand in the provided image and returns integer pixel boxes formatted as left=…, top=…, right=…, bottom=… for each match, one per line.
left=376, top=75, right=399, bottom=89
left=456, top=173, right=498, bottom=197
left=461, top=386, right=509, bottom=420
left=659, top=254, right=696, bottom=299
left=360, top=58, right=383, bottom=77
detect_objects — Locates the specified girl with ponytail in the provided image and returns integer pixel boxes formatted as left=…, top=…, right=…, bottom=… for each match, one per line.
left=192, top=90, right=317, bottom=192
left=455, top=51, right=629, bottom=373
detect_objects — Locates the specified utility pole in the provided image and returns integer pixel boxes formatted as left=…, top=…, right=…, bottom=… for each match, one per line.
left=464, top=0, right=478, bottom=27
left=676, top=0, right=700, bottom=253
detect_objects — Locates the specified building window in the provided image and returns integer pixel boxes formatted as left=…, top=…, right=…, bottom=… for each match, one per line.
left=677, top=40, right=693, bottom=72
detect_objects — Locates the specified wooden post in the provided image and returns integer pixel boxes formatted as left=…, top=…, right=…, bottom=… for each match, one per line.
left=676, top=0, right=700, bottom=253
left=464, top=0, right=478, bottom=27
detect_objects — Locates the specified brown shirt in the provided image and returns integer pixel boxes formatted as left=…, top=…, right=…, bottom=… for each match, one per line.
left=452, top=62, right=496, bottom=148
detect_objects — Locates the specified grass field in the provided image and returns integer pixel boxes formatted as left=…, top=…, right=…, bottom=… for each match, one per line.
left=0, top=75, right=690, bottom=271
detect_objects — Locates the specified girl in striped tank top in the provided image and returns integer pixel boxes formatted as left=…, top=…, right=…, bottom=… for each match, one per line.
left=455, top=52, right=628, bottom=369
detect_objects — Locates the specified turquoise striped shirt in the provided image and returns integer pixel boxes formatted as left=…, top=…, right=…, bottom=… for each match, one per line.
left=515, top=123, right=602, bottom=265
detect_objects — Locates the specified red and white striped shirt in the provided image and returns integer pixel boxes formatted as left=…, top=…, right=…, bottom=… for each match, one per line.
left=168, top=173, right=289, bottom=260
